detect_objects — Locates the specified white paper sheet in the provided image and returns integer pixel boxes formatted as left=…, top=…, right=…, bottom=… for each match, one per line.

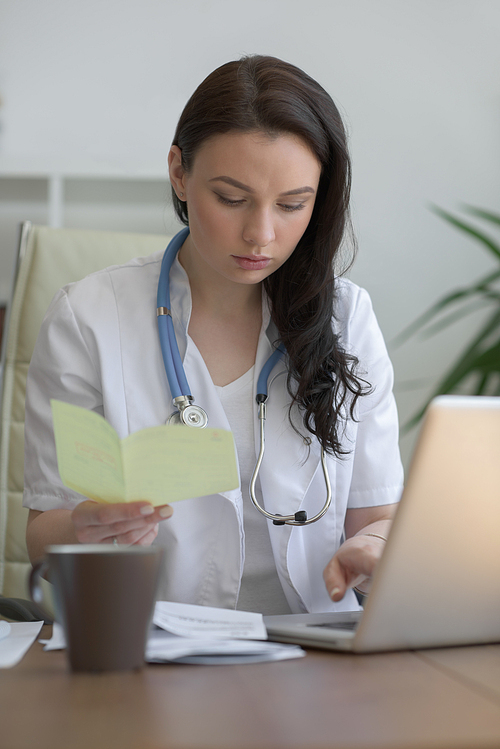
left=0, top=621, right=44, bottom=668
left=40, top=621, right=65, bottom=650
left=146, top=628, right=305, bottom=664
left=0, top=620, right=11, bottom=641
left=152, top=601, right=268, bottom=640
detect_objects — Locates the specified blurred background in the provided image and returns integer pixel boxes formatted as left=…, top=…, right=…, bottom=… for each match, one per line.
left=0, top=0, right=499, bottom=469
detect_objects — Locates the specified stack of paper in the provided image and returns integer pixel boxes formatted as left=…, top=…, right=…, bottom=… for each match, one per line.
left=148, top=602, right=304, bottom=664
left=42, top=602, right=305, bottom=665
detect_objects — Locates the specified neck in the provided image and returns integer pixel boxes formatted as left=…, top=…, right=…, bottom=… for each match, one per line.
left=178, top=240, right=262, bottom=320
left=177, top=235, right=264, bottom=386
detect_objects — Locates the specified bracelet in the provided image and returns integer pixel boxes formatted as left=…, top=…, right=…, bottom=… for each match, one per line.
left=353, top=586, right=367, bottom=596
left=363, top=532, right=387, bottom=542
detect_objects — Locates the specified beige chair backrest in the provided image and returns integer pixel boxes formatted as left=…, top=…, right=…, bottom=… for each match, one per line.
left=0, top=223, right=170, bottom=597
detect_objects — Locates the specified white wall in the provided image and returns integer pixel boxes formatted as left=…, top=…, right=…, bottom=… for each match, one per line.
left=1, top=0, right=499, bottom=467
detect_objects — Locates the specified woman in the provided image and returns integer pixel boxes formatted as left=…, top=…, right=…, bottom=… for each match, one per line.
left=24, top=55, right=403, bottom=615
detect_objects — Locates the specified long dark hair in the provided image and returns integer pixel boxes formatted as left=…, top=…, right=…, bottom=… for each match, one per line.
left=172, top=55, right=370, bottom=456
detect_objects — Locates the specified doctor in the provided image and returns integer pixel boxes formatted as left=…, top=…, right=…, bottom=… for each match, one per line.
left=24, top=55, right=403, bottom=614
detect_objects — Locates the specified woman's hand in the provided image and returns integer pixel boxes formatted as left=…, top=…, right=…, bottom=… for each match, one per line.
left=323, top=533, right=386, bottom=601
left=71, top=500, right=173, bottom=546
left=323, top=504, right=396, bottom=602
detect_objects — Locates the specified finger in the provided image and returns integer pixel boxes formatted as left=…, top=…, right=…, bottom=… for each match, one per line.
left=324, top=535, right=386, bottom=601
left=109, top=524, right=159, bottom=547
left=101, top=502, right=172, bottom=524
left=323, top=556, right=349, bottom=602
left=76, top=512, right=163, bottom=543
left=136, top=524, right=159, bottom=546
left=72, top=501, right=172, bottom=544
left=106, top=510, right=168, bottom=535
left=73, top=501, right=172, bottom=529
left=156, top=504, right=174, bottom=520
left=72, top=501, right=155, bottom=528
left=323, top=557, right=369, bottom=602
left=132, top=524, right=159, bottom=547
left=111, top=524, right=156, bottom=546
left=74, top=522, right=124, bottom=544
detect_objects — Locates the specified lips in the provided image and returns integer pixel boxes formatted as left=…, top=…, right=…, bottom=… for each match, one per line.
left=232, top=255, right=271, bottom=271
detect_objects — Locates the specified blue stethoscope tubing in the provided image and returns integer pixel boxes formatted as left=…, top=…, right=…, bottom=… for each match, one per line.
left=157, top=228, right=192, bottom=399
left=157, top=230, right=332, bottom=526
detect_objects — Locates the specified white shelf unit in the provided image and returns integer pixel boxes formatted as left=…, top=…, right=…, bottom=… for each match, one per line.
left=0, top=167, right=173, bottom=227
left=0, top=168, right=178, bottom=303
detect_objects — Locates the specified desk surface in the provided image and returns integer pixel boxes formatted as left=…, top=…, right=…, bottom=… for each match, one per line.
left=1, top=627, right=500, bottom=749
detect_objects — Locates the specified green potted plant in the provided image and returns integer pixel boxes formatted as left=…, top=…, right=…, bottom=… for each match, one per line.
left=396, top=205, right=500, bottom=430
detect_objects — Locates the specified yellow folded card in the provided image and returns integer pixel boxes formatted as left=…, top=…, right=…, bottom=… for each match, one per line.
left=51, top=400, right=239, bottom=505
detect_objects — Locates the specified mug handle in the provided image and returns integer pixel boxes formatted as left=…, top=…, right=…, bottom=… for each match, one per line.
left=28, top=559, right=53, bottom=621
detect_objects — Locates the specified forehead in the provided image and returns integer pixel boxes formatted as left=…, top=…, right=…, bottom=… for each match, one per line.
left=190, top=130, right=321, bottom=186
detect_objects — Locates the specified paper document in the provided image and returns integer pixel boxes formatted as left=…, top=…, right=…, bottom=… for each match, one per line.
left=0, top=620, right=11, bottom=641
left=146, top=629, right=305, bottom=665
left=0, top=621, right=43, bottom=668
left=40, top=622, right=65, bottom=651
left=51, top=400, right=239, bottom=505
left=42, top=607, right=305, bottom=665
left=153, top=601, right=267, bottom=640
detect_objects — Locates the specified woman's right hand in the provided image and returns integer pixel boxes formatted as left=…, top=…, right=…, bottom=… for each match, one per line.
left=71, top=500, right=173, bottom=546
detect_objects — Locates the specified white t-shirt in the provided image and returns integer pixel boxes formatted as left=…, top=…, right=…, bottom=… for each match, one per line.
left=215, top=367, right=292, bottom=615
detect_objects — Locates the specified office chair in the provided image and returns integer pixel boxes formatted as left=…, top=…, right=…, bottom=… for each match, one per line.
left=0, top=222, right=170, bottom=610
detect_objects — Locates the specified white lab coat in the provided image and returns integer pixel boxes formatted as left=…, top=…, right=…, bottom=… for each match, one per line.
left=23, top=246, right=403, bottom=614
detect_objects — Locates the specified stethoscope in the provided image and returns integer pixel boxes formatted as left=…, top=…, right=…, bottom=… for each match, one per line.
left=157, top=229, right=332, bottom=526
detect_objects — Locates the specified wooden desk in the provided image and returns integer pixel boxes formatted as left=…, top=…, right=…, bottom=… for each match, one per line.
left=1, top=627, right=500, bottom=749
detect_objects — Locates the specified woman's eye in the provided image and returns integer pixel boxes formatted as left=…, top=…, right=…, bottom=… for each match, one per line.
left=216, top=195, right=245, bottom=207
left=216, top=194, right=307, bottom=212
left=279, top=203, right=306, bottom=212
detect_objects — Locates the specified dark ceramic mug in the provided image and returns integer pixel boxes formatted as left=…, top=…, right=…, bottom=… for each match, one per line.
left=29, top=544, right=163, bottom=672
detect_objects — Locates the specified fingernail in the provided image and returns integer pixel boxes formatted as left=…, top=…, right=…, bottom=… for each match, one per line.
left=140, top=505, right=154, bottom=516
left=329, top=587, right=341, bottom=600
left=159, top=506, right=172, bottom=518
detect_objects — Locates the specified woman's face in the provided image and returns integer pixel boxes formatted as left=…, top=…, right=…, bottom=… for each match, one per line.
left=168, top=131, right=322, bottom=287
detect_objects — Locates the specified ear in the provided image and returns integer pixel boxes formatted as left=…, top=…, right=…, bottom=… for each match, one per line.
left=168, top=146, right=187, bottom=200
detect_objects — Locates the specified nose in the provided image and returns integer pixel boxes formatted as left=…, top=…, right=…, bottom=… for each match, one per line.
left=242, top=208, right=275, bottom=249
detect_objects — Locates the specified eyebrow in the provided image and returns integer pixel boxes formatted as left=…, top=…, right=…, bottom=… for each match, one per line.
left=208, top=176, right=315, bottom=196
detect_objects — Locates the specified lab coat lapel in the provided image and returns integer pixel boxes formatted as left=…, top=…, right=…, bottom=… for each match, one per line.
left=169, top=257, right=242, bottom=513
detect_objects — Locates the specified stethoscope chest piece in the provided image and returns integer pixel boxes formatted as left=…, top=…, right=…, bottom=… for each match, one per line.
left=167, top=395, right=208, bottom=428
left=167, top=403, right=208, bottom=428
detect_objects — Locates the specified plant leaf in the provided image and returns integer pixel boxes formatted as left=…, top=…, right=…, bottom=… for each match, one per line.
left=470, top=341, right=500, bottom=371
left=402, top=308, right=500, bottom=431
left=463, top=205, right=500, bottom=228
left=476, top=373, right=490, bottom=396
left=400, top=203, right=500, bottom=432
left=418, top=298, right=492, bottom=339
left=392, top=268, right=500, bottom=346
left=430, top=311, right=500, bottom=392
left=430, top=205, right=500, bottom=261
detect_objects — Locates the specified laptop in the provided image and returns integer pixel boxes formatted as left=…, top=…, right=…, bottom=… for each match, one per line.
left=264, top=395, right=500, bottom=653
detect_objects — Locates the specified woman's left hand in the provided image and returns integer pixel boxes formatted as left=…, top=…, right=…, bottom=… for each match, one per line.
left=323, top=533, right=386, bottom=601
